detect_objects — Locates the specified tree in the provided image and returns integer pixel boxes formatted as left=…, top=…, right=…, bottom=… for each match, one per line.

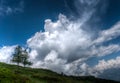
left=21, top=49, right=32, bottom=67
left=11, top=45, right=32, bottom=67
left=11, top=45, right=22, bottom=66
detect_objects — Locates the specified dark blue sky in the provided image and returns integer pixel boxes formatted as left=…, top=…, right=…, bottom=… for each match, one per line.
left=0, top=0, right=69, bottom=46
left=0, top=0, right=120, bottom=46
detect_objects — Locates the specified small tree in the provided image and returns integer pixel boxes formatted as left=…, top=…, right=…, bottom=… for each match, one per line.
left=11, top=45, right=32, bottom=67
left=11, top=45, right=22, bottom=66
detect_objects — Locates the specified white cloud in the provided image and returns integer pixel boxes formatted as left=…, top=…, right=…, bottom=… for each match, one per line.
left=94, top=56, right=120, bottom=71
left=90, top=56, right=120, bottom=81
left=27, top=13, right=120, bottom=78
left=0, top=0, right=24, bottom=16
left=27, top=14, right=91, bottom=64
left=64, top=56, right=120, bottom=81
left=94, top=22, right=120, bottom=44
left=0, top=46, right=16, bottom=63
left=89, top=44, right=120, bottom=57
left=26, top=0, right=120, bottom=81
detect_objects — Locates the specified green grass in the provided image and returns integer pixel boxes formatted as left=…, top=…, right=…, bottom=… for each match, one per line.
left=0, top=62, right=119, bottom=83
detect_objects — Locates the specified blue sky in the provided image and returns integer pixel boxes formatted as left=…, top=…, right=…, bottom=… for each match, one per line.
left=0, top=0, right=120, bottom=81
left=0, top=0, right=120, bottom=46
left=0, top=0, right=68, bottom=46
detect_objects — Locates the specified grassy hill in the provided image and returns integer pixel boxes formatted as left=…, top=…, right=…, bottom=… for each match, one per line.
left=0, top=62, right=119, bottom=83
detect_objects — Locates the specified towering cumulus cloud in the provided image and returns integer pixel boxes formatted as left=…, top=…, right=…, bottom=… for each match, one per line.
left=27, top=0, right=120, bottom=81
left=27, top=14, right=92, bottom=72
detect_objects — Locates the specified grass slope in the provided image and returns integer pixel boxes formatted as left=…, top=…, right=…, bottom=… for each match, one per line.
left=0, top=62, right=119, bottom=83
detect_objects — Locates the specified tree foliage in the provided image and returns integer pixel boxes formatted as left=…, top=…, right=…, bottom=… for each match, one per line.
left=11, top=45, right=32, bottom=67
left=21, top=49, right=32, bottom=67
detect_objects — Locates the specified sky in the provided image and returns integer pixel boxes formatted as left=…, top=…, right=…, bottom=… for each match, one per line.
left=0, top=0, right=120, bottom=81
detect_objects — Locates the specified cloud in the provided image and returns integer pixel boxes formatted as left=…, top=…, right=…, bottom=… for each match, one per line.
left=26, top=0, right=120, bottom=78
left=0, top=0, right=24, bottom=16
left=27, top=13, right=120, bottom=80
left=93, top=22, right=120, bottom=44
left=27, top=14, right=91, bottom=64
left=67, top=0, right=108, bottom=24
left=94, top=56, right=120, bottom=72
left=64, top=56, right=120, bottom=81
left=89, top=44, right=120, bottom=57
left=0, top=46, right=16, bottom=63
left=92, top=56, right=120, bottom=81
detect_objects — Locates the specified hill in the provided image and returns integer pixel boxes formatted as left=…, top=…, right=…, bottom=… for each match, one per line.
left=0, top=62, right=119, bottom=83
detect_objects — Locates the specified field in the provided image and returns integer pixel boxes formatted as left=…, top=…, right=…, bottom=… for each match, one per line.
left=0, top=62, right=119, bottom=83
